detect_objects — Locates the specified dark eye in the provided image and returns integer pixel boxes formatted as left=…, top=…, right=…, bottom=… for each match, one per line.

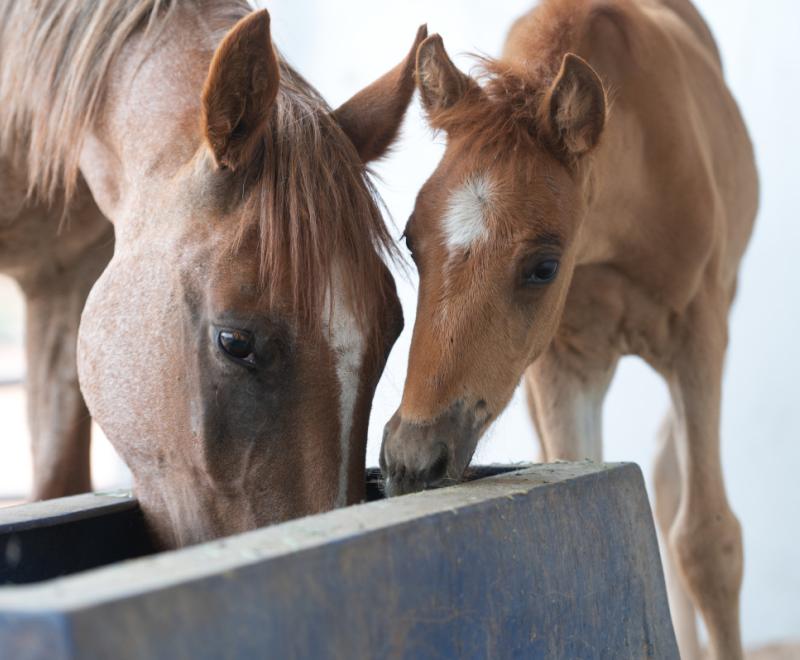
left=218, top=329, right=255, bottom=364
left=522, top=258, right=559, bottom=285
left=403, top=231, right=415, bottom=257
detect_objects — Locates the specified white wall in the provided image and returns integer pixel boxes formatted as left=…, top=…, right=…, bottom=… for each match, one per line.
left=0, top=0, right=794, bottom=648
left=264, top=0, right=800, bottom=647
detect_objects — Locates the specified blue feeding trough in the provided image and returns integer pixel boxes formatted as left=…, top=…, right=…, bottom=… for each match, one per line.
left=0, top=463, right=678, bottom=659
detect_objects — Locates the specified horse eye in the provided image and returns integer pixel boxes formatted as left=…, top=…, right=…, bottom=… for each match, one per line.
left=523, top=258, right=559, bottom=285
left=218, top=329, right=255, bottom=364
left=403, top=231, right=416, bottom=256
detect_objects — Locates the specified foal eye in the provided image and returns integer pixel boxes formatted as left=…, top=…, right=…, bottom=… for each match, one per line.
left=217, top=329, right=255, bottom=364
left=522, top=258, right=560, bottom=285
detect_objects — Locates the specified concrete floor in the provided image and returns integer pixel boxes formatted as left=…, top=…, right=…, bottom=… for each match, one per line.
left=747, top=644, right=800, bottom=660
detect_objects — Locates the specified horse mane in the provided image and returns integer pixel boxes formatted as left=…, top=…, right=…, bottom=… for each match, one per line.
left=231, top=61, right=398, bottom=334
left=0, top=0, right=249, bottom=204
left=0, top=0, right=397, bottom=334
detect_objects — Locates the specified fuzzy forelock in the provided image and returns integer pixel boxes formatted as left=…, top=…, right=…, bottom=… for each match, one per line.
left=424, top=59, right=546, bottom=157
left=425, top=0, right=624, bottom=156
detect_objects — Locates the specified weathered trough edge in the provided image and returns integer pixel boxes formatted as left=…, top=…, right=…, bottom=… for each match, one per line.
left=0, top=491, right=136, bottom=533
left=0, top=461, right=623, bottom=612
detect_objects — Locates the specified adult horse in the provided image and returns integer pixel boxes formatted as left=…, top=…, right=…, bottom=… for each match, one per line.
left=380, top=1, right=757, bottom=658
left=0, top=0, right=424, bottom=548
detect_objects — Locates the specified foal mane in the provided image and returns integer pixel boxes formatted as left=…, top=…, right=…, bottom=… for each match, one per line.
left=429, top=0, right=630, bottom=154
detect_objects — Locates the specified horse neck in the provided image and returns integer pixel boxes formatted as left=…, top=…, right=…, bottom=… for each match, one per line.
left=79, top=5, right=238, bottom=224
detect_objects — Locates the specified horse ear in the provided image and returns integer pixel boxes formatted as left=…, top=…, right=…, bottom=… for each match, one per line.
left=201, top=10, right=279, bottom=171
left=541, top=53, right=606, bottom=159
left=416, top=34, right=478, bottom=121
left=334, top=25, right=428, bottom=163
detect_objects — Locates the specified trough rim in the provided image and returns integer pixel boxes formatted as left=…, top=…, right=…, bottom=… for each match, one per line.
left=0, top=491, right=136, bottom=533
left=0, top=461, right=637, bottom=613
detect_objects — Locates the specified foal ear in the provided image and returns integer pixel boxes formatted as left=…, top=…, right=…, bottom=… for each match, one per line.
left=416, top=34, right=478, bottom=121
left=201, top=10, right=279, bottom=171
left=541, top=53, right=606, bottom=159
left=334, top=25, right=428, bottom=163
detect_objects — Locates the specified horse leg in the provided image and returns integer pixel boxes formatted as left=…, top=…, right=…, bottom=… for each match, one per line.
left=653, top=412, right=702, bottom=660
left=21, top=242, right=111, bottom=500
left=665, top=300, right=743, bottom=660
left=524, top=341, right=618, bottom=462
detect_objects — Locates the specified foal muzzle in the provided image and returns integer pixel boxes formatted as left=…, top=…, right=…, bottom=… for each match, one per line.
left=379, top=400, right=487, bottom=496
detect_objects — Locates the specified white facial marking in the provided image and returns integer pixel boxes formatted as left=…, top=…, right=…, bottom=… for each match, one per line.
left=441, top=175, right=494, bottom=255
left=323, top=266, right=366, bottom=507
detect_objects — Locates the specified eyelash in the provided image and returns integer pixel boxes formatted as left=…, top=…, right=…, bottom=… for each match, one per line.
left=402, top=231, right=416, bottom=257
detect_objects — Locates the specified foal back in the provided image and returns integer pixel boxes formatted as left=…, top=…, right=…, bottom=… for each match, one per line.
left=507, top=0, right=757, bottom=313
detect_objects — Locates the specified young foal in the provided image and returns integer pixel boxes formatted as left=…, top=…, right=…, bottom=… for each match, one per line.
left=0, top=1, right=424, bottom=547
left=381, top=1, right=757, bottom=658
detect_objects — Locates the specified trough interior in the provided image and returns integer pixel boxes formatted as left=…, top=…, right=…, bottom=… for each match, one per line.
left=0, top=465, right=518, bottom=586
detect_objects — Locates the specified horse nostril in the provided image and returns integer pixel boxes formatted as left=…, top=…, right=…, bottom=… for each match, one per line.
left=425, top=443, right=449, bottom=486
left=379, top=444, right=388, bottom=474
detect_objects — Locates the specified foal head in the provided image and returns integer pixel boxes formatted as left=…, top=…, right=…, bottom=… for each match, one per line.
left=78, top=11, right=424, bottom=546
left=381, top=35, right=606, bottom=494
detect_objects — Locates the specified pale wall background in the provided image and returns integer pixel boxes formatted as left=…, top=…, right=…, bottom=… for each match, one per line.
left=0, top=0, right=797, bottom=649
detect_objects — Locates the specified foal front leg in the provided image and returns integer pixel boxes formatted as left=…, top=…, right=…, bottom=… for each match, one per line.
left=666, top=300, right=743, bottom=660
left=522, top=376, right=548, bottom=462
left=21, top=240, right=112, bottom=500
left=524, top=339, right=618, bottom=462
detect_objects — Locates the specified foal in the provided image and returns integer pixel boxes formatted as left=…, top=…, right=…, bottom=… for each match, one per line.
left=0, top=1, right=424, bottom=547
left=381, top=1, right=757, bottom=658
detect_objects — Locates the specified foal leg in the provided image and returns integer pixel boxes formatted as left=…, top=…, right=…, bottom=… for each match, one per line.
left=524, top=267, right=624, bottom=461
left=653, top=412, right=701, bottom=660
left=21, top=235, right=113, bottom=500
left=524, top=340, right=618, bottom=462
left=666, top=301, right=743, bottom=660
left=523, top=376, right=548, bottom=462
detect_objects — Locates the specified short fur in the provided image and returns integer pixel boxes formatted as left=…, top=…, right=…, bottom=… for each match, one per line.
left=382, top=2, right=758, bottom=659
left=0, top=0, right=246, bottom=203
left=0, top=0, right=421, bottom=548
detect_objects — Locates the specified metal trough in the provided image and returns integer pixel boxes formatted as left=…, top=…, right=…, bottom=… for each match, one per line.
left=0, top=463, right=677, bottom=659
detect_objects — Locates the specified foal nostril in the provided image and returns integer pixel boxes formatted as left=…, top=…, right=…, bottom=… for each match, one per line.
left=380, top=411, right=402, bottom=476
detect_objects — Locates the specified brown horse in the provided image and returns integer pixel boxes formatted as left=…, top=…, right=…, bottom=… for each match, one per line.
left=0, top=1, right=425, bottom=547
left=380, top=1, right=757, bottom=658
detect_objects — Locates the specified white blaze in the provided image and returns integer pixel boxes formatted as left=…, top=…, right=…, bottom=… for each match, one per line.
left=324, top=267, right=365, bottom=507
left=441, top=175, right=493, bottom=254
